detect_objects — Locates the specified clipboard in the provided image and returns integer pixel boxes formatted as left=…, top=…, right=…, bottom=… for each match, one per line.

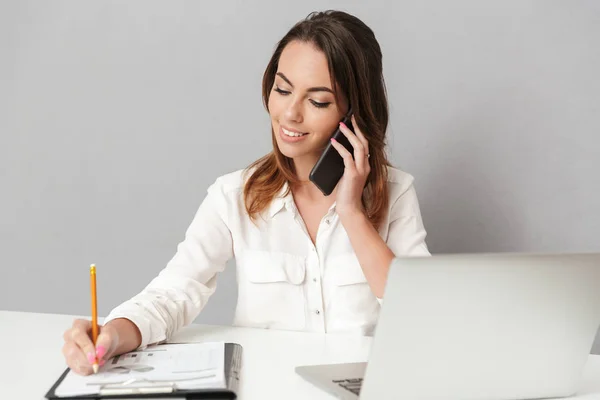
left=45, top=342, right=242, bottom=400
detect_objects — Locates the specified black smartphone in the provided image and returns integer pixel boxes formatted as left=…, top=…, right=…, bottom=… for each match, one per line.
left=308, top=112, right=355, bottom=196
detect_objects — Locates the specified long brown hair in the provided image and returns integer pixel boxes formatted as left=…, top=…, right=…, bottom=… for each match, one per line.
left=243, top=10, right=391, bottom=229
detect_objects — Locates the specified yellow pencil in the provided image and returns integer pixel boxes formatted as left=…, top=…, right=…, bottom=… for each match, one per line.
left=90, top=264, right=99, bottom=374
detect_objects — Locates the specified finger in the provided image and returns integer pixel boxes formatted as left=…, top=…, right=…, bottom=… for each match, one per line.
left=330, top=138, right=356, bottom=171
left=68, top=320, right=97, bottom=363
left=63, top=319, right=88, bottom=342
left=339, top=121, right=366, bottom=171
left=350, top=114, right=370, bottom=157
left=339, top=121, right=365, bottom=156
left=62, top=341, right=93, bottom=376
left=95, top=326, right=118, bottom=361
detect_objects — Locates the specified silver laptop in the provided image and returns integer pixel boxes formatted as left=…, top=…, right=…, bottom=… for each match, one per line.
left=296, top=253, right=600, bottom=400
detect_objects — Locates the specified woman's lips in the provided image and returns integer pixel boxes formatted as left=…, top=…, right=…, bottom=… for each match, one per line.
left=279, top=126, right=309, bottom=143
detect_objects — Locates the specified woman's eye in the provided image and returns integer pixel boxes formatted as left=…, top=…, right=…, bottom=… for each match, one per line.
left=274, top=86, right=330, bottom=109
left=274, top=87, right=290, bottom=95
left=310, top=100, right=331, bottom=109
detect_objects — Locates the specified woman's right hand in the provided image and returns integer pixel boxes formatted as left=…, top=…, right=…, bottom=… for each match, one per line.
left=62, top=319, right=120, bottom=375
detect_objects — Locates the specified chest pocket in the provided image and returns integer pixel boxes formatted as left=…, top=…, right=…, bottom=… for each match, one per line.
left=326, top=253, right=380, bottom=322
left=236, top=250, right=307, bottom=330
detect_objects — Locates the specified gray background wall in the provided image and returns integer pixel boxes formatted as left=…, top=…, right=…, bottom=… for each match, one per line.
left=2, top=1, right=599, bottom=350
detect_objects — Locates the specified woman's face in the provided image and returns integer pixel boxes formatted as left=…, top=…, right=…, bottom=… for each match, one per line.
left=268, top=40, right=349, bottom=161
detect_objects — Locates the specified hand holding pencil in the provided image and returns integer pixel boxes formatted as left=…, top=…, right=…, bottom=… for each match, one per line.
left=60, top=264, right=121, bottom=376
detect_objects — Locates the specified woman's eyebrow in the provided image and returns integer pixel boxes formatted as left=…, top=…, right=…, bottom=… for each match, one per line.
left=276, top=72, right=333, bottom=94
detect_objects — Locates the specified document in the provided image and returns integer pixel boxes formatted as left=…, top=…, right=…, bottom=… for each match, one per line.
left=54, top=341, right=226, bottom=397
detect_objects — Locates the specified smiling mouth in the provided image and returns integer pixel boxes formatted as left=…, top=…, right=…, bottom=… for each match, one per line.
left=281, top=127, right=308, bottom=137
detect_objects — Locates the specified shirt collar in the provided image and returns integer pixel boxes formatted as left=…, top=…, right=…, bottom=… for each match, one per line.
left=266, top=181, right=337, bottom=219
left=267, top=181, right=293, bottom=218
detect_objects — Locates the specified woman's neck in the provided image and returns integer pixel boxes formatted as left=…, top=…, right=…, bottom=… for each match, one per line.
left=291, top=154, right=318, bottom=182
left=289, top=153, right=337, bottom=201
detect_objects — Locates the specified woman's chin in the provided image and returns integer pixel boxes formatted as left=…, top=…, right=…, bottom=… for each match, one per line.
left=274, top=135, right=326, bottom=162
left=277, top=145, right=314, bottom=160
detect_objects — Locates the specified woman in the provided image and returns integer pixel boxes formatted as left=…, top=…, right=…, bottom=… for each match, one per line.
left=62, top=10, right=430, bottom=375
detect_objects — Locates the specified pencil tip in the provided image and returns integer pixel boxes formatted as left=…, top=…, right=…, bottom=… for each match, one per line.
left=93, top=364, right=99, bottom=374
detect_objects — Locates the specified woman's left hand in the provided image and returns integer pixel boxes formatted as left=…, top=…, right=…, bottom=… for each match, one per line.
left=329, top=114, right=371, bottom=220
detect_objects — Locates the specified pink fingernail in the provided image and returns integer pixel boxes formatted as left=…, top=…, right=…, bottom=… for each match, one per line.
left=87, top=352, right=95, bottom=364
left=339, top=122, right=347, bottom=129
left=99, top=359, right=106, bottom=367
left=331, top=138, right=336, bottom=143
left=96, top=345, right=106, bottom=359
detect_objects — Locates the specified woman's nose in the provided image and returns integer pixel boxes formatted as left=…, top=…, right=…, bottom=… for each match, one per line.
left=284, top=99, right=303, bottom=123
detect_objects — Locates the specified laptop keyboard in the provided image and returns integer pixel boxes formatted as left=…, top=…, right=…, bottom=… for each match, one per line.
left=333, top=378, right=363, bottom=395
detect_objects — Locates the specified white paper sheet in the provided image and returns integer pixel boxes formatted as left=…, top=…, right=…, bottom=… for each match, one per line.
left=54, top=341, right=226, bottom=397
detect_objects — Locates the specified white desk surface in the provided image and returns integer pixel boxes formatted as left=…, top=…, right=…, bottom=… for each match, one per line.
left=2, top=310, right=600, bottom=399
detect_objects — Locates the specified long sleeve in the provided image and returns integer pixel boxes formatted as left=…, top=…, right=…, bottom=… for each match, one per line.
left=370, top=174, right=430, bottom=305
left=385, top=180, right=431, bottom=257
left=104, top=179, right=234, bottom=348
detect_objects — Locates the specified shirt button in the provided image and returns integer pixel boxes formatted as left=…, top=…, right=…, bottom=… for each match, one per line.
left=315, top=310, right=321, bottom=315
left=325, top=219, right=330, bottom=225
left=312, top=277, right=317, bottom=282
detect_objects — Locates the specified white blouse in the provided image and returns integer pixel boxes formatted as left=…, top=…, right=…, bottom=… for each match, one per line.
left=104, top=166, right=430, bottom=348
